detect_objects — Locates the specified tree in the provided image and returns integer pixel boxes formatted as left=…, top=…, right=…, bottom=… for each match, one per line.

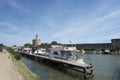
left=51, top=41, right=58, bottom=45
left=0, top=44, right=4, bottom=47
left=14, top=52, right=22, bottom=60
left=41, top=43, right=49, bottom=48
left=40, top=43, right=51, bottom=52
left=24, top=43, right=32, bottom=48
left=13, top=45, right=17, bottom=47
left=0, top=44, right=4, bottom=51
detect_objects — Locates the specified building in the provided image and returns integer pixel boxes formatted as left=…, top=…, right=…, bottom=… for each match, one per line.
left=32, top=34, right=41, bottom=47
left=66, top=38, right=120, bottom=50
left=76, top=43, right=111, bottom=50
left=111, top=39, right=120, bottom=48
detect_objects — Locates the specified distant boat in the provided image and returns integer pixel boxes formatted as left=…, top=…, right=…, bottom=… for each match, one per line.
left=102, top=50, right=111, bottom=54
left=34, top=48, right=46, bottom=55
left=93, top=49, right=102, bottom=54
left=79, top=49, right=85, bottom=54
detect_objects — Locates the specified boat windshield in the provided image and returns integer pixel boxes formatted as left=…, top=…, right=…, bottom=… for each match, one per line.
left=61, top=51, right=72, bottom=56
left=61, top=50, right=92, bottom=63
left=60, top=51, right=84, bottom=60
left=71, top=51, right=84, bottom=60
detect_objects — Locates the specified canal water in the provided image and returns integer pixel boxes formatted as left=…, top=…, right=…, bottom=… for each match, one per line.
left=22, top=54, right=120, bottom=80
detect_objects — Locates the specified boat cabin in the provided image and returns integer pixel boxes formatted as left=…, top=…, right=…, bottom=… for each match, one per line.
left=49, top=45, right=81, bottom=60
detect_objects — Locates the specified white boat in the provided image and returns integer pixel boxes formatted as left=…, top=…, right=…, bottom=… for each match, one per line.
left=103, top=49, right=110, bottom=54
left=93, top=49, right=102, bottom=54
left=34, top=48, right=46, bottom=55
left=79, top=49, right=85, bottom=54
left=49, top=45, right=85, bottom=63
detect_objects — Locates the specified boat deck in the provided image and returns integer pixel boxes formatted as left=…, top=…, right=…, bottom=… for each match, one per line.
left=34, top=54, right=91, bottom=68
left=22, top=52, right=94, bottom=79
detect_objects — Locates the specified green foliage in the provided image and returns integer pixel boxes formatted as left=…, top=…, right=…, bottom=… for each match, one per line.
left=14, top=52, right=22, bottom=60
left=13, top=57, right=38, bottom=80
left=0, top=44, right=4, bottom=50
left=0, top=44, right=4, bottom=47
left=24, top=43, right=32, bottom=48
left=13, top=45, right=17, bottom=47
left=51, top=41, right=58, bottom=45
left=7, top=48, right=15, bottom=55
left=7, top=48, right=22, bottom=61
left=41, top=43, right=50, bottom=48
left=40, top=43, right=51, bottom=52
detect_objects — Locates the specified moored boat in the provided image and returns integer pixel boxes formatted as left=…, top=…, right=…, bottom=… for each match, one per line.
left=102, top=49, right=111, bottom=54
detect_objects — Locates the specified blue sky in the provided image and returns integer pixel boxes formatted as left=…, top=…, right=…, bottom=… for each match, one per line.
left=0, top=0, right=120, bottom=46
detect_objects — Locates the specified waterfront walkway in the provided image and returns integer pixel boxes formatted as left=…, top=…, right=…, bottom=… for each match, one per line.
left=0, top=50, right=23, bottom=80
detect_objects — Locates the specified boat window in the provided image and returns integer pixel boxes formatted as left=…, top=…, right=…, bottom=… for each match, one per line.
left=53, top=52, right=58, bottom=55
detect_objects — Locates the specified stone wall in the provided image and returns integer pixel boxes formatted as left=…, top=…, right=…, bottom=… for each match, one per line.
left=66, top=39, right=120, bottom=49
left=66, top=43, right=111, bottom=50
left=66, top=39, right=120, bottom=50
left=111, top=39, right=120, bottom=48
left=76, top=43, right=112, bottom=50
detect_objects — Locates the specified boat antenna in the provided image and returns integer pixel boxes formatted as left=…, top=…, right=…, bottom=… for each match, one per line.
left=69, top=40, right=73, bottom=47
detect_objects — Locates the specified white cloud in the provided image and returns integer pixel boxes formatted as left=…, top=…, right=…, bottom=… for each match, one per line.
left=0, top=20, right=33, bottom=46
left=96, top=10, right=120, bottom=22
left=1, top=0, right=120, bottom=45
left=49, top=9, right=120, bottom=43
left=51, top=28, right=76, bottom=39
left=7, top=0, right=22, bottom=9
left=0, top=20, right=30, bottom=34
left=6, top=0, right=30, bottom=13
left=0, top=33, right=12, bottom=39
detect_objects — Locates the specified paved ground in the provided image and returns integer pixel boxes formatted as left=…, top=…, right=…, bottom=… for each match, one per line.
left=0, top=50, right=23, bottom=80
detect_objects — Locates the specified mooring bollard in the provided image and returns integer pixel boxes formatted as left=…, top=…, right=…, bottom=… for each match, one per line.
left=83, top=68, right=87, bottom=79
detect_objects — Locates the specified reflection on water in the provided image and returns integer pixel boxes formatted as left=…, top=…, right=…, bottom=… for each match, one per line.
left=22, top=57, right=81, bottom=80
left=87, top=54, right=120, bottom=80
left=22, top=54, right=120, bottom=80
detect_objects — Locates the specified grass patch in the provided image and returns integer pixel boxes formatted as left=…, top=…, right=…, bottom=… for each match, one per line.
left=7, top=48, right=22, bottom=60
left=13, top=58, right=38, bottom=80
left=9, top=50, right=38, bottom=80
